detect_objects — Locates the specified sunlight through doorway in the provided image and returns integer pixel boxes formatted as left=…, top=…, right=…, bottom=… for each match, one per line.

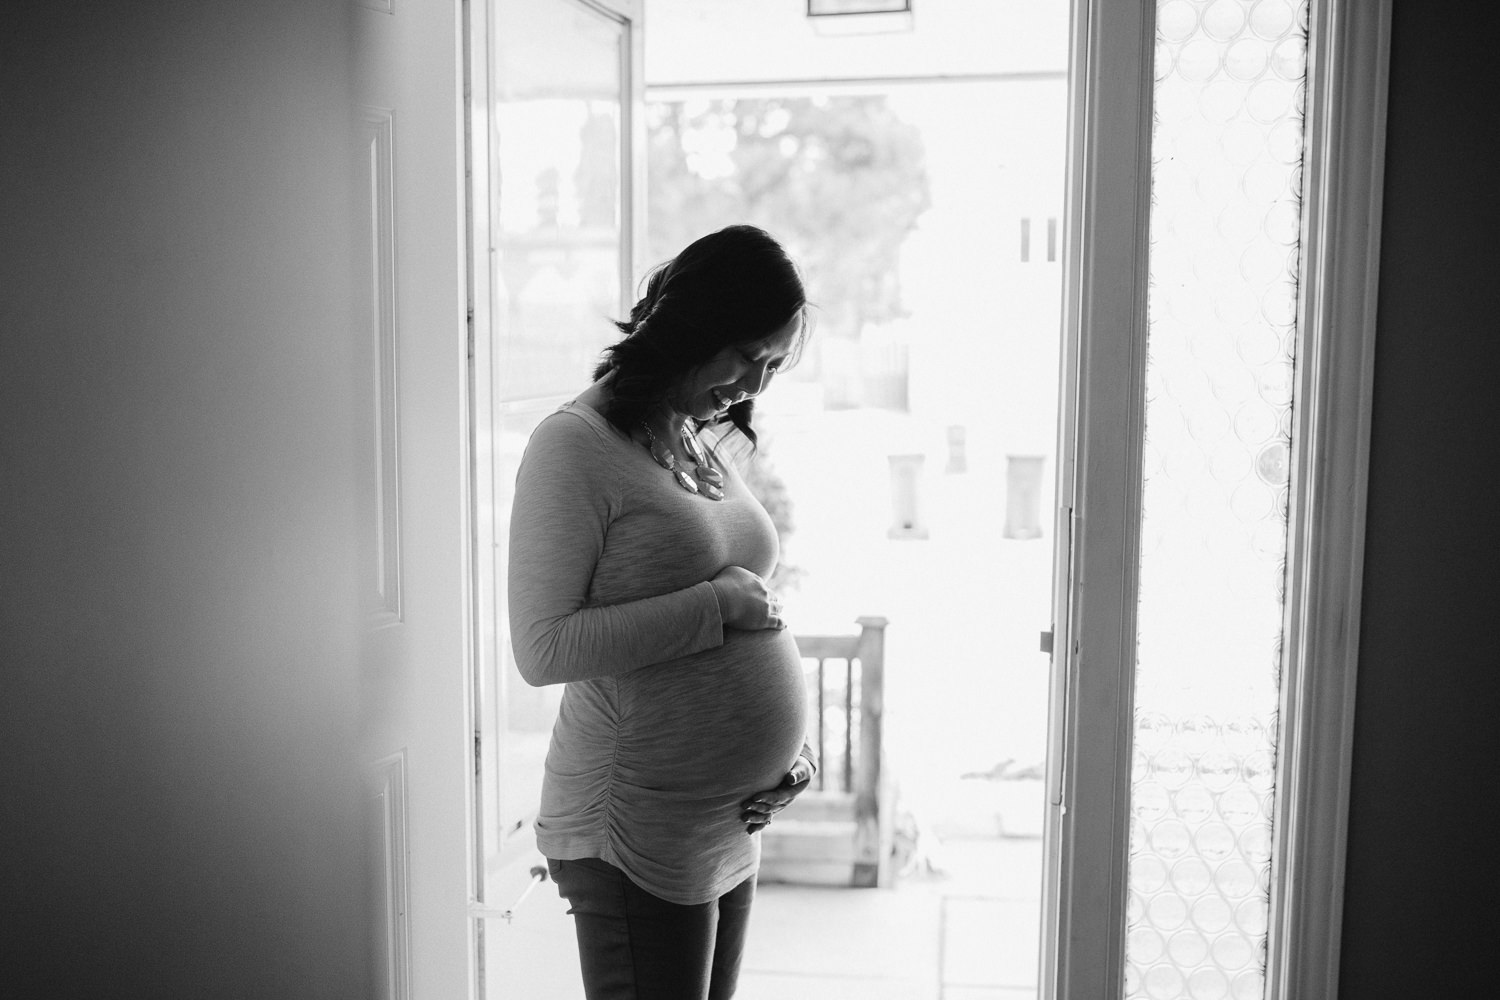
left=647, top=3, right=1066, bottom=997
left=658, top=82, right=1065, bottom=1000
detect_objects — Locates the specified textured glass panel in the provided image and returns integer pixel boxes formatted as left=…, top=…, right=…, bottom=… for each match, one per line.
left=1124, top=1, right=1308, bottom=997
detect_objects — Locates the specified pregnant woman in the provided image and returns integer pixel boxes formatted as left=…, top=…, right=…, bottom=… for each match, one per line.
left=508, top=225, right=818, bottom=1000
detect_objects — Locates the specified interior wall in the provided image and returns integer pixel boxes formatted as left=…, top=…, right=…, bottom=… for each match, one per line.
left=1339, top=4, right=1500, bottom=996
left=1, top=4, right=370, bottom=996
left=6, top=3, right=1498, bottom=996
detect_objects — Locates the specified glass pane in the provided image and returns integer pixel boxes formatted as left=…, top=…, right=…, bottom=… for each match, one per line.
left=492, top=0, right=625, bottom=402
left=486, top=0, right=628, bottom=850
left=1125, top=1, right=1309, bottom=997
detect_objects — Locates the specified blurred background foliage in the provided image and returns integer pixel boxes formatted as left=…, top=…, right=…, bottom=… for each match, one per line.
left=646, top=96, right=931, bottom=344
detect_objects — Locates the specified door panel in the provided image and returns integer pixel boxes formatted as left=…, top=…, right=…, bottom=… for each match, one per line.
left=355, top=3, right=473, bottom=998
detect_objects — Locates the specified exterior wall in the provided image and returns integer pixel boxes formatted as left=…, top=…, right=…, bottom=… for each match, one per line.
left=646, top=0, right=1068, bottom=85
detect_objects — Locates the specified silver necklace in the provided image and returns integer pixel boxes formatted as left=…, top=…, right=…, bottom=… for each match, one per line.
left=640, top=421, right=725, bottom=501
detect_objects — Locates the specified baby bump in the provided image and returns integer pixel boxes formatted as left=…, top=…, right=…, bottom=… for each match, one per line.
left=615, top=628, right=808, bottom=796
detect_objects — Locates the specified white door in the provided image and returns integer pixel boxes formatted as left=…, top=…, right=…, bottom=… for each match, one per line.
left=466, top=0, right=645, bottom=995
left=355, top=3, right=474, bottom=999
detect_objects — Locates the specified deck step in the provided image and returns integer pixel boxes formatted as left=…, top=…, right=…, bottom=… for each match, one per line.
left=758, top=815, right=863, bottom=888
left=760, top=818, right=859, bottom=859
left=759, top=825, right=858, bottom=886
left=757, top=858, right=866, bottom=887
left=780, top=790, right=857, bottom=825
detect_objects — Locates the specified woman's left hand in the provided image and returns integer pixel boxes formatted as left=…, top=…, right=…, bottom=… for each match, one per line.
left=740, top=758, right=814, bottom=834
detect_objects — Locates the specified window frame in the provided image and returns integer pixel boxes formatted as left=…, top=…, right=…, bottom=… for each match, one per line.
left=1041, top=0, right=1392, bottom=996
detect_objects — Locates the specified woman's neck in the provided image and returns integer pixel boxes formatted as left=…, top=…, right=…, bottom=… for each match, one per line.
left=643, top=406, right=688, bottom=440
left=577, top=378, right=688, bottom=439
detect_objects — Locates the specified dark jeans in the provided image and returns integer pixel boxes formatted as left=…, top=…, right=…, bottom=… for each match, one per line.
left=547, top=856, right=756, bottom=1000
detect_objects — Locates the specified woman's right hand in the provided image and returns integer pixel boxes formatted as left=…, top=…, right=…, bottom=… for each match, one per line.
left=710, top=566, right=785, bottom=631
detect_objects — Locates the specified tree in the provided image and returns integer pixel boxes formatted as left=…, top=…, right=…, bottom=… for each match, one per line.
left=647, top=95, right=931, bottom=344
left=740, top=451, right=805, bottom=594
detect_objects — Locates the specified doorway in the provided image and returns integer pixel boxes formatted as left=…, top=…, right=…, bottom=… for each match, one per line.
left=473, top=1, right=1068, bottom=997
left=363, top=0, right=1380, bottom=996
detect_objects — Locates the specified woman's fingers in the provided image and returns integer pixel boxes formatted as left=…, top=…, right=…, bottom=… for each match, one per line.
left=740, top=765, right=811, bottom=825
left=711, top=567, right=787, bottom=631
left=765, top=592, right=786, bottom=630
left=742, top=789, right=802, bottom=829
left=740, top=792, right=792, bottom=817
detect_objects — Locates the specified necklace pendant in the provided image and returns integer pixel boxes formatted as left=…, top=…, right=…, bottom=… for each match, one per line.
left=700, top=481, right=725, bottom=501
left=680, top=429, right=708, bottom=466
left=649, top=442, right=676, bottom=471
left=672, top=468, right=700, bottom=494
left=694, top=465, right=724, bottom=487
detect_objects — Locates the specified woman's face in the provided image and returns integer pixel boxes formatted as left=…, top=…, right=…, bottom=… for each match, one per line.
left=669, top=313, right=802, bottom=421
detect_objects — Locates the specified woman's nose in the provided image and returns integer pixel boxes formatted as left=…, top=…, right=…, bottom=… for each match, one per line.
left=739, top=364, right=772, bottom=397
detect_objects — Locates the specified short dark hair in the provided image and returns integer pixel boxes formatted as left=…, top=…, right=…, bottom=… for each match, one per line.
left=592, top=225, right=807, bottom=446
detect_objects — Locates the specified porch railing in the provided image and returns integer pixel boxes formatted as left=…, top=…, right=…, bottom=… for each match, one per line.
left=762, top=616, right=891, bottom=888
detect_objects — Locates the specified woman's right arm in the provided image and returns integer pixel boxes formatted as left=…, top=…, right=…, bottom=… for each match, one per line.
left=507, top=414, right=726, bottom=687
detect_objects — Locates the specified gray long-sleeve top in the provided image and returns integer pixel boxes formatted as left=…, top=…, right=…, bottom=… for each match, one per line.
left=508, top=401, right=811, bottom=904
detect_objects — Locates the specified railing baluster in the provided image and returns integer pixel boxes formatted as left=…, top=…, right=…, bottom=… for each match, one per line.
left=851, top=616, right=888, bottom=885
left=815, top=656, right=826, bottom=791
left=843, top=657, right=854, bottom=792
left=782, top=619, right=891, bottom=886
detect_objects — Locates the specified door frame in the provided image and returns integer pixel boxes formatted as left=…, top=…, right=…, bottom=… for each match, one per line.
left=459, top=0, right=1392, bottom=994
left=1042, top=0, right=1391, bottom=996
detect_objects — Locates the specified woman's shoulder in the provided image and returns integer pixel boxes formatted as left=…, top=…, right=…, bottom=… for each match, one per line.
left=533, top=400, right=622, bottom=443
left=521, top=401, right=632, bottom=469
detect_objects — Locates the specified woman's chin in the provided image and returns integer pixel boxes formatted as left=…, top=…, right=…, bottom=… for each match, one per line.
left=691, top=400, right=731, bottom=421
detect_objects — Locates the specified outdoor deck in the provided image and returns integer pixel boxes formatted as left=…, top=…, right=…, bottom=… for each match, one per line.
left=491, top=835, right=1042, bottom=999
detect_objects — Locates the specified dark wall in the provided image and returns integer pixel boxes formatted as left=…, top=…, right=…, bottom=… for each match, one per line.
left=1340, top=3, right=1500, bottom=995
left=1, top=5, right=370, bottom=997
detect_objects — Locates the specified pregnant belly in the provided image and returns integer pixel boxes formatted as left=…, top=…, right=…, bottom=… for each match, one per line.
left=615, top=627, right=808, bottom=796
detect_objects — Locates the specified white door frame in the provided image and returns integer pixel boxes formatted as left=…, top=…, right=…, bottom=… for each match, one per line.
left=1042, top=1, right=1391, bottom=996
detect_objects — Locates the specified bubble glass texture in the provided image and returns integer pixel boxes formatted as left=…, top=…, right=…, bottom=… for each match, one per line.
left=1190, top=967, right=1233, bottom=1000
left=1124, top=1, right=1309, bottom=996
